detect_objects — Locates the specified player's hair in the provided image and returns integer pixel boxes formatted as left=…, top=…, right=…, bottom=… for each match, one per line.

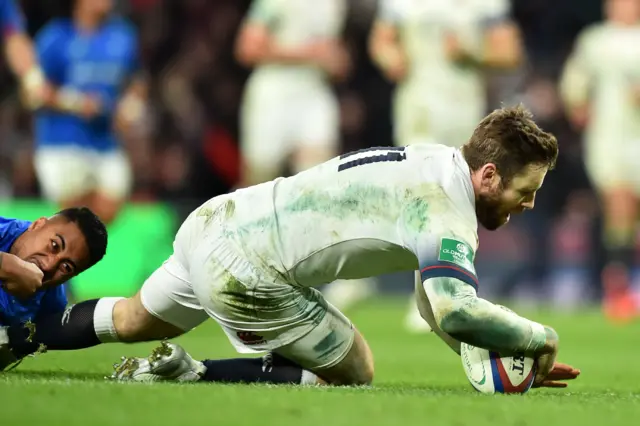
left=462, top=105, right=559, bottom=184
left=55, top=207, right=108, bottom=270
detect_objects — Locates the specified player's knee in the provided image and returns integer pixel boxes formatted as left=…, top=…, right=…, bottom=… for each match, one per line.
left=89, top=194, right=124, bottom=225
left=112, top=294, right=183, bottom=342
left=321, top=330, right=374, bottom=386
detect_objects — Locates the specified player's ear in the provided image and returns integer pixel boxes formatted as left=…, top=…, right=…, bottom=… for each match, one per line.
left=29, top=217, right=48, bottom=231
left=479, top=163, right=499, bottom=190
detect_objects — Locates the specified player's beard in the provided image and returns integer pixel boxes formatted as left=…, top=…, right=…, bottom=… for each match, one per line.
left=475, top=186, right=509, bottom=231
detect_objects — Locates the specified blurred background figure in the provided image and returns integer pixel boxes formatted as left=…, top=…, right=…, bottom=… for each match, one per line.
left=369, top=0, right=523, bottom=148
left=560, top=0, right=640, bottom=323
left=234, top=0, right=349, bottom=186
left=1, top=0, right=45, bottom=109
left=33, top=0, right=146, bottom=226
left=329, top=0, right=525, bottom=332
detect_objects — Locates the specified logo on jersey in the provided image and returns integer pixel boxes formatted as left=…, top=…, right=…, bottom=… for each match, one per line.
left=236, top=331, right=266, bottom=346
left=438, top=237, right=475, bottom=271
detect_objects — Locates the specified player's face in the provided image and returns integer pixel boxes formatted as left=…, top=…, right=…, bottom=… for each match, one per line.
left=475, top=164, right=548, bottom=230
left=78, top=0, right=113, bottom=17
left=606, top=0, right=640, bottom=24
left=12, top=217, right=91, bottom=288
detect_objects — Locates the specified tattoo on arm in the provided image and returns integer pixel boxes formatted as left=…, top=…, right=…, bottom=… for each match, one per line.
left=423, top=276, right=547, bottom=355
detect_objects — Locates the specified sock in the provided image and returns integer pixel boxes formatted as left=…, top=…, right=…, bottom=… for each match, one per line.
left=201, top=353, right=318, bottom=385
left=7, top=297, right=122, bottom=358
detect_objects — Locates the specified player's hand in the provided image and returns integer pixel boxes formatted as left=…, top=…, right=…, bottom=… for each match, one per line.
left=80, top=95, right=103, bottom=119
left=532, top=362, right=581, bottom=388
left=568, top=105, right=590, bottom=130
left=309, top=41, right=351, bottom=81
left=1, top=254, right=44, bottom=299
left=381, top=50, right=408, bottom=82
left=532, top=326, right=559, bottom=387
left=113, top=95, right=146, bottom=135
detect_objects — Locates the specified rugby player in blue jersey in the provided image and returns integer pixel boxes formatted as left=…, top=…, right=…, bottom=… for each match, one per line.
left=33, top=0, right=147, bottom=225
left=0, top=208, right=107, bottom=368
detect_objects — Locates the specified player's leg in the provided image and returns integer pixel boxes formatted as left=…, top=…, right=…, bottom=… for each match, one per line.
left=84, top=149, right=132, bottom=225
left=238, top=79, right=289, bottom=187
left=289, top=88, right=339, bottom=174
left=33, top=146, right=94, bottom=208
left=273, top=300, right=374, bottom=385
left=584, top=137, right=639, bottom=321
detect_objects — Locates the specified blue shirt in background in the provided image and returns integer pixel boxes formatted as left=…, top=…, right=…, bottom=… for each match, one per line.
left=34, top=17, right=140, bottom=152
left=0, top=0, right=24, bottom=37
left=0, top=217, right=67, bottom=326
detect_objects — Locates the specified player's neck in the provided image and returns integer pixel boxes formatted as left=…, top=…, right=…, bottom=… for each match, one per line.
left=74, top=10, right=105, bottom=32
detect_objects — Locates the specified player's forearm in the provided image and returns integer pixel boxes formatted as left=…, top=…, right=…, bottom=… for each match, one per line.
left=371, top=43, right=405, bottom=73
left=423, top=277, right=554, bottom=355
left=237, top=39, right=316, bottom=67
left=43, top=87, right=103, bottom=117
left=4, top=33, right=38, bottom=78
left=480, top=42, right=521, bottom=69
left=559, top=60, right=591, bottom=109
left=0, top=252, right=21, bottom=281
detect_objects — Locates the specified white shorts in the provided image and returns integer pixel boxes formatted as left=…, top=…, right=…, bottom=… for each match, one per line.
left=240, top=77, right=339, bottom=175
left=34, top=147, right=132, bottom=202
left=584, top=134, right=640, bottom=195
left=140, top=202, right=354, bottom=370
left=393, top=83, right=483, bottom=148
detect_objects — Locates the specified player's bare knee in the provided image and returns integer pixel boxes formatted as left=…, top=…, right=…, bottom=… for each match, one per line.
left=318, top=330, right=374, bottom=386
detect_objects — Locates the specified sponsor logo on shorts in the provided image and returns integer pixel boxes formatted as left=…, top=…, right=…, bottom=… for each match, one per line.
left=237, top=331, right=267, bottom=345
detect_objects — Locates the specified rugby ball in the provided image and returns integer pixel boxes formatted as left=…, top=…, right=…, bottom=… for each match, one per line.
left=460, top=342, right=536, bottom=394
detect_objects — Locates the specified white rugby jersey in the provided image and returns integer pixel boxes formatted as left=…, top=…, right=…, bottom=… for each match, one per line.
left=379, top=0, right=509, bottom=97
left=194, top=144, right=481, bottom=291
left=561, top=22, right=640, bottom=145
left=243, top=0, right=346, bottom=87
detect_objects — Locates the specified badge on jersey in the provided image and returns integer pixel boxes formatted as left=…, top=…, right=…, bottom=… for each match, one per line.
left=438, top=237, right=475, bottom=273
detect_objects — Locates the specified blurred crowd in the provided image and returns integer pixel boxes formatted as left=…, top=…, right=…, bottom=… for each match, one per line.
left=0, top=0, right=632, bottom=303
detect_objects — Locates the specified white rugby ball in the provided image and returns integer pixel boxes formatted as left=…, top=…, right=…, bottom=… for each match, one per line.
left=460, top=342, right=536, bottom=394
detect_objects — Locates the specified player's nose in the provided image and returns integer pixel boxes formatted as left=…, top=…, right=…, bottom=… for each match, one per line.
left=521, top=199, right=535, bottom=210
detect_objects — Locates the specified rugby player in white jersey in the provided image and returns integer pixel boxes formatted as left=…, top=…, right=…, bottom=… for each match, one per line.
left=1, top=106, right=579, bottom=389
left=235, top=0, right=349, bottom=187
left=360, top=0, right=524, bottom=332
left=560, top=0, right=640, bottom=322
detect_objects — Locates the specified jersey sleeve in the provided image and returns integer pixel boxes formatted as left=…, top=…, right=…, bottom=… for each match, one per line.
left=479, top=0, right=511, bottom=28
left=377, top=0, right=404, bottom=25
left=0, top=0, right=25, bottom=37
left=416, top=231, right=478, bottom=291
left=35, top=22, right=66, bottom=85
left=35, top=286, right=67, bottom=320
left=246, top=0, right=279, bottom=27
left=402, top=193, right=479, bottom=291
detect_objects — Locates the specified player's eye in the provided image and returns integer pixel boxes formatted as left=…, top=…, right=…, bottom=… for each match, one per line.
left=51, top=240, right=59, bottom=251
left=61, top=263, right=73, bottom=274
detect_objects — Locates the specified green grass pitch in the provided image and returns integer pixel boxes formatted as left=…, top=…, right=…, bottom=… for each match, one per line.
left=2, top=298, right=639, bottom=426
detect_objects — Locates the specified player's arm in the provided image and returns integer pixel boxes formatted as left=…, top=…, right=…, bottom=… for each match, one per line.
left=448, top=0, right=523, bottom=69
left=414, top=229, right=558, bottom=357
left=368, top=6, right=407, bottom=83
left=559, top=29, right=593, bottom=129
left=0, top=251, right=44, bottom=298
left=0, top=0, right=45, bottom=108
left=423, top=275, right=556, bottom=355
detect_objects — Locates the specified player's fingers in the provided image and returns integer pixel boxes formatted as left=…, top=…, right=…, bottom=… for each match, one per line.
left=541, top=381, right=568, bottom=388
left=547, top=370, right=581, bottom=380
